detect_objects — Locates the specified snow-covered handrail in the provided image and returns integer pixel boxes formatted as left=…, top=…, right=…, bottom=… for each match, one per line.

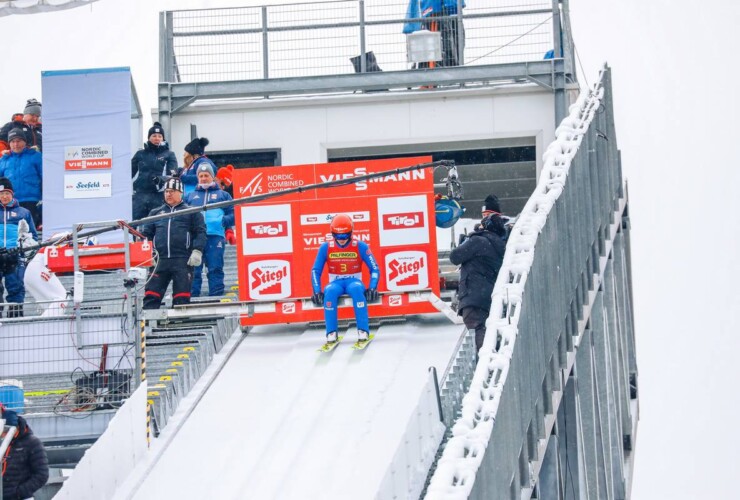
left=424, top=73, right=607, bottom=499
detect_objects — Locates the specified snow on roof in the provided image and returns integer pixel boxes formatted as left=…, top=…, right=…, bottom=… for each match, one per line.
left=0, top=0, right=98, bottom=17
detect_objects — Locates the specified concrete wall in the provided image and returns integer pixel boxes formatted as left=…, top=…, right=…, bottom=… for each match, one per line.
left=167, top=85, right=555, bottom=175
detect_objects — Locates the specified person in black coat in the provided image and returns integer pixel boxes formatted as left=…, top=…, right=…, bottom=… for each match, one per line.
left=140, top=178, right=207, bottom=309
left=131, top=122, right=178, bottom=221
left=449, top=209, right=506, bottom=355
left=1, top=406, right=49, bottom=500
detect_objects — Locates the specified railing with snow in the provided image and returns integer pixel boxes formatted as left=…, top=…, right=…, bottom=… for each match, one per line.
left=425, top=65, right=636, bottom=499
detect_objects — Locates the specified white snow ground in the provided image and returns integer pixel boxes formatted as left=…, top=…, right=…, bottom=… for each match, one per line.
left=130, top=315, right=464, bottom=500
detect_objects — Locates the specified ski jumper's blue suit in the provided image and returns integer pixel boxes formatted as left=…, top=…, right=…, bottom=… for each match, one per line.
left=311, top=239, right=380, bottom=334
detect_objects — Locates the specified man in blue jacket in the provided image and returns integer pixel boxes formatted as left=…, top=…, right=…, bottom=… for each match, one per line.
left=0, top=127, right=42, bottom=229
left=0, top=177, right=37, bottom=317
left=184, top=164, right=235, bottom=297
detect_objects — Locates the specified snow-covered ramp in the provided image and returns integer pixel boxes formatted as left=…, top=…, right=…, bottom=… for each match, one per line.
left=132, top=314, right=461, bottom=499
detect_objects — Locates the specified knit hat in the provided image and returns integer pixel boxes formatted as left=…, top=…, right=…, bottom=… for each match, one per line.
left=7, top=127, right=27, bottom=144
left=163, top=177, right=183, bottom=192
left=483, top=194, right=501, bottom=214
left=184, top=137, right=209, bottom=156
left=23, top=98, right=41, bottom=116
left=148, top=122, right=165, bottom=140
left=0, top=177, right=13, bottom=194
left=197, top=163, right=215, bottom=178
left=216, top=164, right=234, bottom=187
left=1, top=405, right=19, bottom=427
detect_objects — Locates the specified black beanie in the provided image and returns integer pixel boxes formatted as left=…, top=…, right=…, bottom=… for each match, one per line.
left=6, top=127, right=27, bottom=144
left=483, top=194, right=501, bottom=213
left=0, top=177, right=13, bottom=193
left=148, top=122, right=165, bottom=140
left=164, top=177, right=183, bottom=192
left=184, top=137, right=209, bottom=156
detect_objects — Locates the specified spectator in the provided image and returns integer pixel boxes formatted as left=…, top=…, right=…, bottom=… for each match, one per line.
left=184, top=164, right=235, bottom=297
left=1, top=404, right=50, bottom=500
left=449, top=204, right=505, bottom=356
left=131, top=122, right=178, bottom=221
left=140, top=178, right=206, bottom=309
left=311, top=214, right=381, bottom=343
left=180, top=137, right=216, bottom=196
left=0, top=178, right=37, bottom=317
left=0, top=128, right=43, bottom=229
left=0, top=114, right=23, bottom=154
left=0, top=99, right=42, bottom=153
left=478, top=194, right=515, bottom=242
left=215, top=164, right=235, bottom=197
left=405, top=0, right=466, bottom=67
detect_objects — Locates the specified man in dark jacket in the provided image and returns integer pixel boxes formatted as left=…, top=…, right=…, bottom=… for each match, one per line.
left=449, top=210, right=506, bottom=355
left=140, top=178, right=206, bottom=309
left=131, top=122, right=178, bottom=221
left=1, top=405, right=49, bottom=500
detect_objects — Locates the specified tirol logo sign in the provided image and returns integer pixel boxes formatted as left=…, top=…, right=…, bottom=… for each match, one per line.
left=246, top=221, right=288, bottom=238
left=248, top=260, right=291, bottom=299
left=382, top=212, right=424, bottom=230
left=386, top=251, right=428, bottom=291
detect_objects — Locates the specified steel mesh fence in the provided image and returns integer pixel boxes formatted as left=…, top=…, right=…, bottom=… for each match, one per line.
left=0, top=301, right=136, bottom=415
left=164, top=0, right=556, bottom=83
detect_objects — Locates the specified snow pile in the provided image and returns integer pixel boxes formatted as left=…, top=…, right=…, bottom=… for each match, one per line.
left=424, top=77, right=606, bottom=499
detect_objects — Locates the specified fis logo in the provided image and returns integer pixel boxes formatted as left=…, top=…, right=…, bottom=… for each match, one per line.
left=246, top=222, right=287, bottom=238
left=383, top=212, right=424, bottom=230
left=386, top=251, right=428, bottom=290
left=248, top=260, right=291, bottom=299
left=239, top=173, right=264, bottom=197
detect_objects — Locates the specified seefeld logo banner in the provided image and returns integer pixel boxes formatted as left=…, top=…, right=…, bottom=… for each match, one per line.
left=64, top=173, right=112, bottom=199
left=233, top=156, right=440, bottom=326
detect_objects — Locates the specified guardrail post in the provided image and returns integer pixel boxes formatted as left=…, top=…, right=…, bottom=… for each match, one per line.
left=457, top=0, right=464, bottom=65
left=359, top=0, right=366, bottom=72
left=262, top=6, right=269, bottom=79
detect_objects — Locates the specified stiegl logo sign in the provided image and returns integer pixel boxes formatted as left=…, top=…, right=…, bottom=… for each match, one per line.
left=385, top=251, right=428, bottom=291
left=248, top=260, right=291, bottom=299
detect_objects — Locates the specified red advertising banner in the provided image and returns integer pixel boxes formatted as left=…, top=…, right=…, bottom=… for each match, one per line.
left=232, top=156, right=440, bottom=326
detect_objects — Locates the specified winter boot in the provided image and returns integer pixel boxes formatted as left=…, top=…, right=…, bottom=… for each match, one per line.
left=326, top=331, right=338, bottom=343
left=357, top=329, right=369, bottom=341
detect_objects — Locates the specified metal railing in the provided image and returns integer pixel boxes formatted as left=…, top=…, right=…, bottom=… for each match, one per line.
left=0, top=300, right=136, bottom=415
left=425, top=65, right=636, bottom=499
left=160, top=0, right=557, bottom=83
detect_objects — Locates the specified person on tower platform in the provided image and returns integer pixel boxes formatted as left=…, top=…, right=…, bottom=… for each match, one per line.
left=311, top=214, right=380, bottom=343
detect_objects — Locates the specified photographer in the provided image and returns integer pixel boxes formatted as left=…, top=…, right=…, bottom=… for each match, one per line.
left=0, top=177, right=36, bottom=318
left=131, top=122, right=178, bottom=221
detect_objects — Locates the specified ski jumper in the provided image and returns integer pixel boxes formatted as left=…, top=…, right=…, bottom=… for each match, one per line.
left=311, top=239, right=380, bottom=334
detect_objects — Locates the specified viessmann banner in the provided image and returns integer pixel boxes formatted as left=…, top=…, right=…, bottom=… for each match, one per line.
left=232, top=156, right=440, bottom=326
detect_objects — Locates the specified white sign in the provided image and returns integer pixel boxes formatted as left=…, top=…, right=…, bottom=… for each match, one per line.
left=64, top=173, right=112, bottom=199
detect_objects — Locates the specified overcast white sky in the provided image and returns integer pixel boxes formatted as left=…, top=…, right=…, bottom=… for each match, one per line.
left=2, top=1, right=739, bottom=498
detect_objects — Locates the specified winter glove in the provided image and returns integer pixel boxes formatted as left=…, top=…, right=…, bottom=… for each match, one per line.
left=187, top=249, right=202, bottom=267
left=364, top=288, right=378, bottom=303
left=311, top=291, right=324, bottom=307
left=458, top=233, right=468, bottom=246
left=225, top=228, right=237, bottom=245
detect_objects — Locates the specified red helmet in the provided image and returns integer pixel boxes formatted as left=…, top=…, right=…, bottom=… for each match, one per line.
left=330, top=214, right=353, bottom=242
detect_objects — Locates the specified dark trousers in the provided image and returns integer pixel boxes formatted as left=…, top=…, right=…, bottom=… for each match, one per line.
left=144, top=258, right=192, bottom=309
left=132, top=192, right=164, bottom=221
left=461, top=306, right=489, bottom=352
left=191, top=235, right=225, bottom=297
left=19, top=201, right=42, bottom=229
